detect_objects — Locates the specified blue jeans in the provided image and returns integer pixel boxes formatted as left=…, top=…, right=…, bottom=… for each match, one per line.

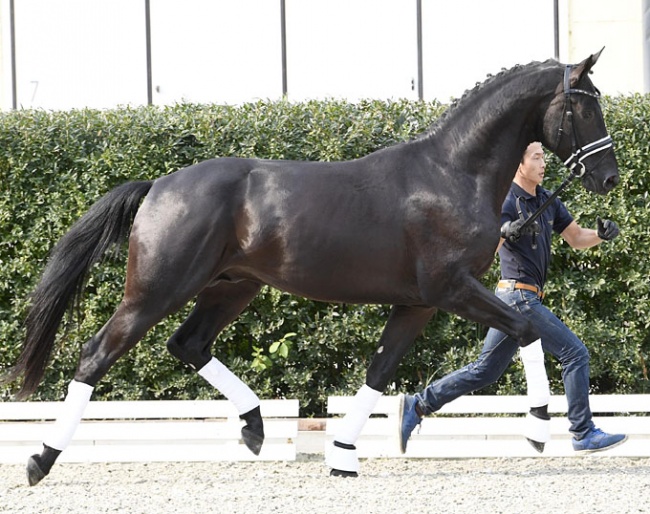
left=416, top=288, right=595, bottom=439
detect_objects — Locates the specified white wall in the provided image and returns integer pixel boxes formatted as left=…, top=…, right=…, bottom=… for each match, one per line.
left=9, top=0, right=146, bottom=110
left=286, top=0, right=418, bottom=102
left=568, top=0, right=644, bottom=94
left=0, top=0, right=646, bottom=111
left=421, top=0, right=556, bottom=102
left=150, top=0, right=282, bottom=105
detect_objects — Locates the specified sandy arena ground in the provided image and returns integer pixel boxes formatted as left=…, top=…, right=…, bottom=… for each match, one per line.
left=1, top=456, right=648, bottom=514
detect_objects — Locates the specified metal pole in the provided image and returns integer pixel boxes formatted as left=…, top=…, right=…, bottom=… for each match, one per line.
left=643, top=0, right=650, bottom=93
left=10, top=0, right=17, bottom=109
left=553, top=0, right=559, bottom=60
left=416, top=0, right=423, bottom=100
left=145, top=0, right=153, bottom=105
left=280, top=0, right=287, bottom=97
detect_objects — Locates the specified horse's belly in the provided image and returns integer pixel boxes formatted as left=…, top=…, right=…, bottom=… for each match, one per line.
left=228, top=257, right=423, bottom=305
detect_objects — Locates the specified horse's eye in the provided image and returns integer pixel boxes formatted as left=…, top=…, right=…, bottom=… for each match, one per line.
left=582, top=109, right=594, bottom=121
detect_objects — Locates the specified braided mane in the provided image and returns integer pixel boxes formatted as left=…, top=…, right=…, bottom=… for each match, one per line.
left=422, top=58, right=559, bottom=138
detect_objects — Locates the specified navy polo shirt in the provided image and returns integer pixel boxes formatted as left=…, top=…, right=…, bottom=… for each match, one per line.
left=498, top=182, right=573, bottom=290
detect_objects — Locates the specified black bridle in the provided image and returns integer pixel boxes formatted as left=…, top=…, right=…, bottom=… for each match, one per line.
left=517, top=65, right=613, bottom=237
left=557, top=65, right=613, bottom=177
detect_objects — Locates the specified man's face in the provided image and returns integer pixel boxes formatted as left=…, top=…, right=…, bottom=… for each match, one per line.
left=518, top=142, right=546, bottom=186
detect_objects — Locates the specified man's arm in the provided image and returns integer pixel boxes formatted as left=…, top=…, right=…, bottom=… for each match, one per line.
left=560, top=218, right=619, bottom=249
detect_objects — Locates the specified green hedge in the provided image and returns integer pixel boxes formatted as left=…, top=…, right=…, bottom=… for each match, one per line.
left=1, top=97, right=648, bottom=415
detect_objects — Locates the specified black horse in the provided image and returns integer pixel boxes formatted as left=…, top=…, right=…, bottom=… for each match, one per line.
left=4, top=50, right=618, bottom=484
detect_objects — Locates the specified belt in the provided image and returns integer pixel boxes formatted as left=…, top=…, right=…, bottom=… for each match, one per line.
left=497, top=280, right=545, bottom=299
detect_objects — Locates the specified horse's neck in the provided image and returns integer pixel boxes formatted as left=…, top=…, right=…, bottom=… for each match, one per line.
left=434, top=70, right=557, bottom=200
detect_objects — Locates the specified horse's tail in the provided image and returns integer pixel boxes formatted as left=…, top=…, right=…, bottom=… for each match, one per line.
left=3, top=180, right=153, bottom=399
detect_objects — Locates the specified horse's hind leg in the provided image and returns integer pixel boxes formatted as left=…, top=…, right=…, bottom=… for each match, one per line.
left=165, top=280, right=264, bottom=454
left=27, top=289, right=192, bottom=486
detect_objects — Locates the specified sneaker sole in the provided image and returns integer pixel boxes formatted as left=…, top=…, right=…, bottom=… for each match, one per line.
left=574, top=434, right=629, bottom=455
left=397, top=393, right=407, bottom=455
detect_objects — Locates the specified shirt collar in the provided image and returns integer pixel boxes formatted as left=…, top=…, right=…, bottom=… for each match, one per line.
left=511, top=182, right=542, bottom=200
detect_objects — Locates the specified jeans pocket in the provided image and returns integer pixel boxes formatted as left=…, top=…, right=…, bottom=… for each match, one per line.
left=519, top=290, right=541, bottom=311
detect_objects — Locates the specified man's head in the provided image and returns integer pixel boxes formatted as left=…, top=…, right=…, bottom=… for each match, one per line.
left=515, top=142, right=546, bottom=191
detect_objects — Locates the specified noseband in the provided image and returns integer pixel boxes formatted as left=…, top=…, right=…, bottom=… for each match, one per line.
left=556, top=65, right=613, bottom=178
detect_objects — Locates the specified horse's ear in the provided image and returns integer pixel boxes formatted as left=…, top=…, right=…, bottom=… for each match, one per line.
left=569, top=47, right=605, bottom=87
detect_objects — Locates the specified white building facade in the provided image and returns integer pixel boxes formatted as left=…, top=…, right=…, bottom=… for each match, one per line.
left=0, top=0, right=647, bottom=111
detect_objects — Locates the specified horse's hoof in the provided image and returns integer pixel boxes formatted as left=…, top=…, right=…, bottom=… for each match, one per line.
left=330, top=468, right=359, bottom=478
left=526, top=438, right=545, bottom=454
left=241, top=427, right=264, bottom=456
left=240, top=406, right=265, bottom=456
left=26, top=455, right=47, bottom=486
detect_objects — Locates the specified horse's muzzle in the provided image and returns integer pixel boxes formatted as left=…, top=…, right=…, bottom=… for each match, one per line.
left=584, top=170, right=619, bottom=195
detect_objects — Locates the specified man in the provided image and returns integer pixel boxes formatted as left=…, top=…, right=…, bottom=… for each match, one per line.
left=399, top=142, right=627, bottom=454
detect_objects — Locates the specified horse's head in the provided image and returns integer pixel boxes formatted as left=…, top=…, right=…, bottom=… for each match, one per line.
left=542, top=49, right=619, bottom=194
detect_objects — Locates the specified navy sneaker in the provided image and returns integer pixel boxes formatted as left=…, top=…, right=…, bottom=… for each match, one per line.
left=572, top=428, right=628, bottom=454
left=398, top=393, right=422, bottom=454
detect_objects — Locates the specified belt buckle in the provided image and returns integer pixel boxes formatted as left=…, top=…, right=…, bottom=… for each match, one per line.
left=496, top=280, right=516, bottom=293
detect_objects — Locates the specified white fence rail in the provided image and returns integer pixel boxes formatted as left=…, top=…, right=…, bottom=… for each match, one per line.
left=0, top=399, right=299, bottom=464
left=326, top=394, right=650, bottom=458
left=2, top=395, right=648, bottom=464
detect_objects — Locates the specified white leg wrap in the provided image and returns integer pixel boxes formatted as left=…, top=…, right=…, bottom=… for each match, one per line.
left=44, top=380, right=94, bottom=451
left=520, top=339, right=551, bottom=446
left=333, top=384, right=382, bottom=444
left=326, top=384, right=382, bottom=473
left=198, top=357, right=259, bottom=415
left=519, top=339, right=550, bottom=407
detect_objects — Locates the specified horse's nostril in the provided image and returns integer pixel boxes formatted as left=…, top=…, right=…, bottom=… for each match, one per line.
left=604, top=175, right=619, bottom=190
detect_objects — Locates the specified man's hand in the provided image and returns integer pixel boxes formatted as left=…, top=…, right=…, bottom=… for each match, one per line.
left=596, top=217, right=619, bottom=241
left=501, top=219, right=526, bottom=242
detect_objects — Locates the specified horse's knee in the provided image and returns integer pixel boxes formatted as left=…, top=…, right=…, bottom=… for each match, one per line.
left=365, top=339, right=413, bottom=391
left=365, top=356, right=397, bottom=392
left=519, top=319, right=541, bottom=347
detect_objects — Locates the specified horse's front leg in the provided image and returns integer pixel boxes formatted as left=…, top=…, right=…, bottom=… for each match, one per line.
left=433, top=275, right=550, bottom=451
left=166, top=281, right=265, bottom=456
left=327, top=305, right=436, bottom=477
